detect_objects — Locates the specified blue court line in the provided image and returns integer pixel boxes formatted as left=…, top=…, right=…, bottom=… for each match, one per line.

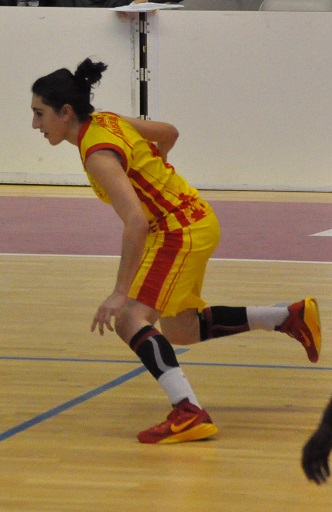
left=1, top=353, right=331, bottom=443
left=0, top=349, right=188, bottom=364
left=183, top=361, right=332, bottom=371
left=1, top=354, right=331, bottom=372
left=0, top=365, right=147, bottom=443
left=0, top=348, right=189, bottom=443
left=1, top=356, right=143, bottom=364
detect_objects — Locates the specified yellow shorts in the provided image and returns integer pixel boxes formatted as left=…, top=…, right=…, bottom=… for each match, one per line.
left=127, top=211, right=221, bottom=317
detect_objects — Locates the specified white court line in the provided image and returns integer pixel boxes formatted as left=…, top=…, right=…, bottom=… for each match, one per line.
left=0, top=253, right=331, bottom=265
left=310, top=229, right=332, bottom=237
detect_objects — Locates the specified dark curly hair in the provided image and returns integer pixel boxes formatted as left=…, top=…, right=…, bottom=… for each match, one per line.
left=32, top=58, right=108, bottom=122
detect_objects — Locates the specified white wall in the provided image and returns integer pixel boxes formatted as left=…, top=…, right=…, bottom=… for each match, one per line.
left=1, top=7, right=332, bottom=191
left=0, top=7, right=132, bottom=185
left=157, top=11, right=332, bottom=190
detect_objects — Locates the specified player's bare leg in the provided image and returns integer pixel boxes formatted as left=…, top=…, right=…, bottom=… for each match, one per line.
left=160, top=299, right=321, bottom=362
left=114, top=300, right=218, bottom=444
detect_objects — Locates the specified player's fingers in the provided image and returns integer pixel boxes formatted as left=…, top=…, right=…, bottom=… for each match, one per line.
left=308, top=463, right=328, bottom=485
left=98, top=319, right=105, bottom=336
left=91, top=312, right=104, bottom=334
left=302, top=454, right=321, bottom=483
left=105, top=321, right=114, bottom=332
left=303, top=464, right=316, bottom=482
left=91, top=316, right=98, bottom=333
left=91, top=314, right=106, bottom=336
left=91, top=304, right=115, bottom=335
left=315, top=467, right=328, bottom=484
left=100, top=310, right=114, bottom=334
left=323, top=460, right=330, bottom=477
left=316, top=460, right=331, bottom=483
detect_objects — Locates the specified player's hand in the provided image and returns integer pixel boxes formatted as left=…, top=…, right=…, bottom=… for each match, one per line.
left=91, top=292, right=127, bottom=336
left=302, top=424, right=332, bottom=484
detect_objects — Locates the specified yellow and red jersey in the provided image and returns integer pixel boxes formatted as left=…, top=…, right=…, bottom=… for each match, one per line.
left=78, top=112, right=212, bottom=232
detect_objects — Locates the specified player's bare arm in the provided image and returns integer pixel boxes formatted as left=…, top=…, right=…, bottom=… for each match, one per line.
left=122, top=115, right=179, bottom=161
left=302, top=397, right=332, bottom=484
left=86, top=150, right=149, bottom=335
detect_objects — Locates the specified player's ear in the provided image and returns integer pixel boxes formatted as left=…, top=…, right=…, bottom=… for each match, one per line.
left=61, top=103, right=74, bottom=119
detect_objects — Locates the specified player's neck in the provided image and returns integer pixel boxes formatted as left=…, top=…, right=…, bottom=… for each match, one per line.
left=65, top=120, right=82, bottom=147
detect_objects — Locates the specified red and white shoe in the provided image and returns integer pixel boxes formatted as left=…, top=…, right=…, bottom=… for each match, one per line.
left=276, top=297, right=321, bottom=363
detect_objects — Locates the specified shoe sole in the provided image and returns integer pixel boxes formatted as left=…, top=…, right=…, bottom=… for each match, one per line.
left=157, top=423, right=219, bottom=445
left=303, top=297, right=321, bottom=363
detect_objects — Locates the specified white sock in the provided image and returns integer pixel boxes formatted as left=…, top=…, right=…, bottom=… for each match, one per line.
left=158, top=367, right=201, bottom=409
left=247, top=306, right=289, bottom=331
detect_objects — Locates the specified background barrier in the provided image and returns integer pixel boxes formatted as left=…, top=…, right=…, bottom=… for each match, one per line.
left=1, top=7, right=331, bottom=190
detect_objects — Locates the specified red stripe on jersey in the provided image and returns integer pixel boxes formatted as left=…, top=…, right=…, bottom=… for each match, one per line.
left=173, top=209, right=191, bottom=228
left=128, top=168, right=176, bottom=212
left=134, top=186, right=166, bottom=220
left=128, top=168, right=192, bottom=227
left=157, top=209, right=190, bottom=230
left=136, top=230, right=184, bottom=308
left=85, top=143, right=128, bottom=171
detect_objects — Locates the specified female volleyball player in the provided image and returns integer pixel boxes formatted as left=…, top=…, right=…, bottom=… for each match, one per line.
left=31, top=58, right=321, bottom=444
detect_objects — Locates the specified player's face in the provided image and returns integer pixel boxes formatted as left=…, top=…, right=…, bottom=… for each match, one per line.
left=31, top=94, right=69, bottom=146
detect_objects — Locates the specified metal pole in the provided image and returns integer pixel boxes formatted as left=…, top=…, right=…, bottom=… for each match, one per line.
left=139, top=11, right=148, bottom=119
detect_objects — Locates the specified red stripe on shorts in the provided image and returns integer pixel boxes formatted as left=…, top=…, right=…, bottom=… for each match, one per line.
left=136, top=230, right=184, bottom=308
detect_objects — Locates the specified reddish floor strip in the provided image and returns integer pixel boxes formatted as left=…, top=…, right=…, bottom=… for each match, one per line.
left=1, top=196, right=332, bottom=261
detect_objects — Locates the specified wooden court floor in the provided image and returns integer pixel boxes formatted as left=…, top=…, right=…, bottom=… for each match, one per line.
left=1, top=185, right=332, bottom=512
